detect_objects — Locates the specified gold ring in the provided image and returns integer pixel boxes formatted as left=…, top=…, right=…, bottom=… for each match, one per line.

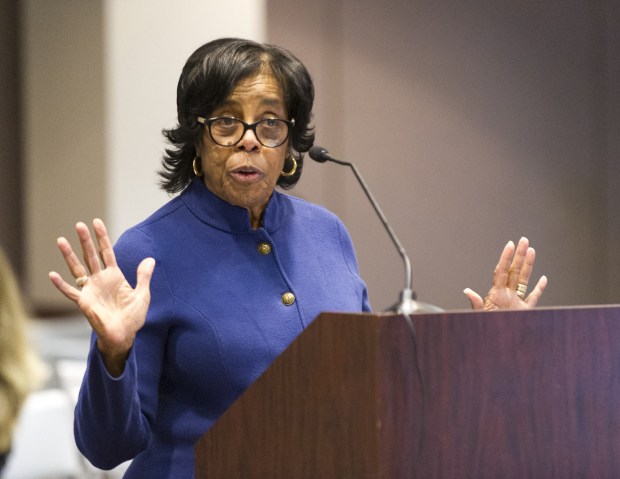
left=516, top=283, right=527, bottom=300
left=75, top=275, right=89, bottom=289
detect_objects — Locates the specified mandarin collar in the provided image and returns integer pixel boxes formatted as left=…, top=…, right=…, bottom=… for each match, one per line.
left=180, top=177, right=286, bottom=234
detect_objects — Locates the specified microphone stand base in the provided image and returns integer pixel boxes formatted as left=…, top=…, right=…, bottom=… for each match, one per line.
left=391, top=289, right=444, bottom=315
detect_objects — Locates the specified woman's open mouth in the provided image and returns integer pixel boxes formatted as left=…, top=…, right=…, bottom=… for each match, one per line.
left=230, top=166, right=263, bottom=183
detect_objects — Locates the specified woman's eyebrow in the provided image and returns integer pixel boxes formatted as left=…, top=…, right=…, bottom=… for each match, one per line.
left=215, top=98, right=239, bottom=109
left=220, top=96, right=284, bottom=108
left=259, top=97, right=284, bottom=107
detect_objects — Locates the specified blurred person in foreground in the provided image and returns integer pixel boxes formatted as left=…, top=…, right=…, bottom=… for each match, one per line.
left=0, top=248, right=43, bottom=472
left=48, top=38, right=547, bottom=477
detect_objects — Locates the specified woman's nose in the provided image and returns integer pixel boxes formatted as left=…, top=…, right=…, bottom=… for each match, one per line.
left=236, top=127, right=261, bottom=151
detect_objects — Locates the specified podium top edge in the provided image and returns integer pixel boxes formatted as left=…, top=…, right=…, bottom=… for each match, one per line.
left=316, top=303, right=620, bottom=320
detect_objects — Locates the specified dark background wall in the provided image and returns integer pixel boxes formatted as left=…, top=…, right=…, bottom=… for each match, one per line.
left=0, top=0, right=23, bottom=277
left=267, top=0, right=620, bottom=310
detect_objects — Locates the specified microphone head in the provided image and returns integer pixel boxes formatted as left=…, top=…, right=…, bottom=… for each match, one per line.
left=309, top=145, right=329, bottom=163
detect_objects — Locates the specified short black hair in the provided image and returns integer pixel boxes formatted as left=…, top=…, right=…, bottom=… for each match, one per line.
left=159, top=38, right=315, bottom=193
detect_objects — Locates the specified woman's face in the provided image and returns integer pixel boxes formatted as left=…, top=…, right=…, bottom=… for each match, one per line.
left=196, top=72, right=288, bottom=228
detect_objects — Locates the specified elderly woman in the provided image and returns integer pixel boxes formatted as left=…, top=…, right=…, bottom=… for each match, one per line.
left=49, top=38, right=546, bottom=477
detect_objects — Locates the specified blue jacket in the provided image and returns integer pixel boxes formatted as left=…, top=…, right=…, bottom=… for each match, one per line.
left=75, top=178, right=370, bottom=477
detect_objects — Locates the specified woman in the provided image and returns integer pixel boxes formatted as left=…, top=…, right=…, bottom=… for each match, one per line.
left=0, top=248, right=43, bottom=471
left=49, top=38, right=546, bottom=477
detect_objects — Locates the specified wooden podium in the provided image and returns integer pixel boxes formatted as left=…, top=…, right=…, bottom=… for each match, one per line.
left=195, top=305, right=620, bottom=478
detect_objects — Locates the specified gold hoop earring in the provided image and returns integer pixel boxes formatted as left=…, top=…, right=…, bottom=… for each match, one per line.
left=192, top=156, right=203, bottom=176
left=281, top=155, right=297, bottom=177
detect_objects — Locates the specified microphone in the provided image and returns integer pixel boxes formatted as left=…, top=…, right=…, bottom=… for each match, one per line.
left=308, top=146, right=442, bottom=314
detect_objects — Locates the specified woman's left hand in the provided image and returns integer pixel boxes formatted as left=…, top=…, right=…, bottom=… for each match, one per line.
left=463, top=237, right=547, bottom=310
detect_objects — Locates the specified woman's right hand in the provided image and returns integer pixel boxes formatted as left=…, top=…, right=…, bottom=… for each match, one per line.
left=49, top=218, right=155, bottom=376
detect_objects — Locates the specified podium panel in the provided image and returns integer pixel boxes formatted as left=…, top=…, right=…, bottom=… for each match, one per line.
left=195, top=312, right=418, bottom=478
left=196, top=306, right=620, bottom=478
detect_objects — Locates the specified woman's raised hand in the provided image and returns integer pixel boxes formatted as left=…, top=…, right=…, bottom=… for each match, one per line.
left=49, top=219, right=155, bottom=375
left=463, top=237, right=547, bottom=311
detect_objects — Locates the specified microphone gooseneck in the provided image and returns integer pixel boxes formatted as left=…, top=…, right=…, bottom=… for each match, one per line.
left=308, top=146, right=442, bottom=315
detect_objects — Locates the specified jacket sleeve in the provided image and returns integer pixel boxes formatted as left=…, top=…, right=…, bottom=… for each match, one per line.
left=336, top=218, right=372, bottom=312
left=73, top=227, right=172, bottom=469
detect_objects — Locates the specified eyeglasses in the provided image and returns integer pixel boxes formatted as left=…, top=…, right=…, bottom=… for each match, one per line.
left=197, top=116, right=295, bottom=148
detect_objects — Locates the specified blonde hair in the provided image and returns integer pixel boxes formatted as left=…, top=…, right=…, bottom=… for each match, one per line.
left=0, top=248, right=43, bottom=453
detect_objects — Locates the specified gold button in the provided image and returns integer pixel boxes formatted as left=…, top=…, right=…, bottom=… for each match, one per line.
left=257, top=242, right=272, bottom=255
left=281, top=292, right=295, bottom=306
